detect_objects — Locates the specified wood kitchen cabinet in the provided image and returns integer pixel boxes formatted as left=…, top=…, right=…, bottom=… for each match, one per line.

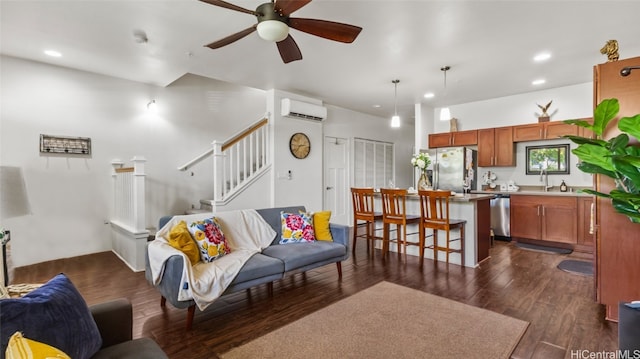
left=477, top=127, right=515, bottom=167
left=428, top=129, right=477, bottom=148
left=577, top=197, right=594, bottom=250
left=511, top=195, right=577, bottom=244
left=512, top=121, right=579, bottom=142
left=593, top=56, right=640, bottom=321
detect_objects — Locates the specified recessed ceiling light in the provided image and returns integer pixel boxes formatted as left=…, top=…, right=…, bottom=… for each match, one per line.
left=44, top=50, right=62, bottom=57
left=532, top=79, right=546, bottom=85
left=534, top=52, right=551, bottom=62
left=423, top=92, right=435, bottom=99
left=372, top=104, right=381, bottom=108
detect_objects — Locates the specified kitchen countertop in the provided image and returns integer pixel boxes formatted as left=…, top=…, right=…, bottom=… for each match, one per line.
left=374, top=191, right=494, bottom=202
left=471, top=189, right=593, bottom=197
left=411, top=193, right=495, bottom=202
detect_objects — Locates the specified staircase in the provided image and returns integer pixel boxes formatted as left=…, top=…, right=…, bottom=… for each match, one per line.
left=178, top=117, right=271, bottom=212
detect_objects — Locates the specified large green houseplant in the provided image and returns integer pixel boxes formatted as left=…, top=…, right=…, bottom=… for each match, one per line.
left=563, top=98, right=640, bottom=223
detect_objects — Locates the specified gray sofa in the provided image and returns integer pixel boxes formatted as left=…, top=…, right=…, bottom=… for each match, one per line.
left=145, top=206, right=350, bottom=330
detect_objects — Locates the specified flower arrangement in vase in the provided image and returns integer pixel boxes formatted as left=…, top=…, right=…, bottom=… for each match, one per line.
left=411, top=152, right=432, bottom=190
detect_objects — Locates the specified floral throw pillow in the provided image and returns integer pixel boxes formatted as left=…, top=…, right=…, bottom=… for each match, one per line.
left=280, top=211, right=315, bottom=244
left=187, top=217, right=231, bottom=262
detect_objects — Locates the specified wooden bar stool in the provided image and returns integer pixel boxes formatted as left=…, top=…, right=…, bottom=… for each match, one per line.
left=380, top=188, right=421, bottom=259
left=418, top=189, right=466, bottom=266
left=350, top=187, right=383, bottom=254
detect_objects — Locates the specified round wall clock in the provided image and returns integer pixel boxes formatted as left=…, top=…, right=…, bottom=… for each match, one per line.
left=289, top=132, right=310, bottom=159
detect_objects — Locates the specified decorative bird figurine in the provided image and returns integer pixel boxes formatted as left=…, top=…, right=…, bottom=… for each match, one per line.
left=537, top=101, right=552, bottom=117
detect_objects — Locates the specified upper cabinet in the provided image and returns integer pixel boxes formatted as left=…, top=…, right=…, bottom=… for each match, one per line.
left=428, top=118, right=587, bottom=167
left=512, top=122, right=579, bottom=142
left=477, top=127, right=515, bottom=167
left=428, top=129, right=478, bottom=148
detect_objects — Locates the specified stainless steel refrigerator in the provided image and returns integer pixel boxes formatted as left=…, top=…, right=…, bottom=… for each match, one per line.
left=427, top=147, right=477, bottom=193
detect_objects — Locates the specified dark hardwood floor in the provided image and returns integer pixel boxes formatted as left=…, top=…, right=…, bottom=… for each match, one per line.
left=13, top=240, right=617, bottom=358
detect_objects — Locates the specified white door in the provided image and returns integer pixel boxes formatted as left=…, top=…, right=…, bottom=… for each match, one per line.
left=324, top=136, right=349, bottom=225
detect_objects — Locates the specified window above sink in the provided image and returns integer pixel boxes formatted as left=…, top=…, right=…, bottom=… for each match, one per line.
left=525, top=144, right=570, bottom=175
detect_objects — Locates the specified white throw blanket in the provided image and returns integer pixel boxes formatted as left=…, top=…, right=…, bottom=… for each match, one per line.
left=148, top=209, right=276, bottom=311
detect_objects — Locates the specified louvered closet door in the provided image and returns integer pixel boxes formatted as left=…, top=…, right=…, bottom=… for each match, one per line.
left=354, top=138, right=395, bottom=189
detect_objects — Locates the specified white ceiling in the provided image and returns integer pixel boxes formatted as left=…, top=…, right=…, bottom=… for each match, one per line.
left=2, top=1, right=640, bottom=121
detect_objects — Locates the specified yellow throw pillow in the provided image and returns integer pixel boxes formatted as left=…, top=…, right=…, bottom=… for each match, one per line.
left=5, top=331, right=71, bottom=359
left=313, top=211, right=333, bottom=241
left=168, top=221, right=201, bottom=265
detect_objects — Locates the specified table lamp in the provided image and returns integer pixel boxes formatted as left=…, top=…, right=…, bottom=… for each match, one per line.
left=0, top=166, right=31, bottom=286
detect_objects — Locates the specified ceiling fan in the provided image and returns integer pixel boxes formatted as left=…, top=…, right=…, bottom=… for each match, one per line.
left=200, top=0, right=362, bottom=63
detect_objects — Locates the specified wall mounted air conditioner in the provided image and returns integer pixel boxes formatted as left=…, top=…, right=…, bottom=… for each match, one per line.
left=281, top=98, right=327, bottom=121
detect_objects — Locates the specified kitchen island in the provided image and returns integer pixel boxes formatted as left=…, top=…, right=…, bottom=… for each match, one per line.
left=373, top=192, right=494, bottom=268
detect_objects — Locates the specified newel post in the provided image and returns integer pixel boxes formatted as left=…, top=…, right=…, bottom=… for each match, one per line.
left=212, top=141, right=224, bottom=203
left=131, top=156, right=146, bottom=232
left=110, top=159, right=124, bottom=220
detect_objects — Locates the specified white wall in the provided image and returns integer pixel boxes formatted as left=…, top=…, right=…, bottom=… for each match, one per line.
left=415, top=103, right=435, bottom=152
left=433, top=83, right=593, bottom=132
left=266, top=90, right=324, bottom=212
left=1, top=56, right=266, bottom=267
left=323, top=105, right=416, bottom=189
left=428, top=83, right=594, bottom=189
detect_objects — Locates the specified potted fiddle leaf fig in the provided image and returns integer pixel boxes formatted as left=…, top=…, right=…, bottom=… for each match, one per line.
left=563, top=98, right=640, bottom=223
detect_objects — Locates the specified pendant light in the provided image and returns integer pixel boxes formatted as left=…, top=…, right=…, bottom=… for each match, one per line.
left=439, top=66, right=451, bottom=121
left=391, top=79, right=400, bottom=128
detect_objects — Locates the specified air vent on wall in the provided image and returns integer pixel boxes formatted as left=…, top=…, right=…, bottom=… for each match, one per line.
left=281, top=98, right=327, bottom=121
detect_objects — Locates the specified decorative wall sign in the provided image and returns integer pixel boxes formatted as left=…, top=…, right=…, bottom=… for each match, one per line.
left=40, top=134, right=91, bottom=155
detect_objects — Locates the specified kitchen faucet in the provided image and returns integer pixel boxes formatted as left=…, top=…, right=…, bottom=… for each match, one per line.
left=540, top=168, right=553, bottom=192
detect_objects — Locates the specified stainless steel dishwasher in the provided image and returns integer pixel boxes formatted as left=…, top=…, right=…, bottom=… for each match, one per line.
left=490, top=194, right=511, bottom=240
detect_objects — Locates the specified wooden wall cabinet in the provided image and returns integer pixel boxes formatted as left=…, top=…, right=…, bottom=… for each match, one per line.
left=428, top=129, right=477, bottom=148
left=511, top=195, right=577, bottom=244
left=593, top=56, right=640, bottom=322
left=512, top=122, right=579, bottom=142
left=577, top=197, right=594, bottom=249
left=477, top=127, right=515, bottom=167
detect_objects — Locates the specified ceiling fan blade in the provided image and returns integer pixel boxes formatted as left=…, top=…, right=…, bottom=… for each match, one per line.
left=289, top=18, right=362, bottom=43
left=274, top=0, right=312, bottom=16
left=205, top=25, right=257, bottom=49
left=277, top=35, right=303, bottom=63
left=199, top=0, right=259, bottom=16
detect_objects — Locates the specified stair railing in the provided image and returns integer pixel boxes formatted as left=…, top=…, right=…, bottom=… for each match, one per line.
left=178, top=116, right=270, bottom=205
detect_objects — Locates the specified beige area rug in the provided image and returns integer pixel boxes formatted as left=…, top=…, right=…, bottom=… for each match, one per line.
left=220, top=281, right=529, bottom=359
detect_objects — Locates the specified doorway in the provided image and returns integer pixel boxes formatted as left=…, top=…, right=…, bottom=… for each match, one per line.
left=323, top=136, right=349, bottom=225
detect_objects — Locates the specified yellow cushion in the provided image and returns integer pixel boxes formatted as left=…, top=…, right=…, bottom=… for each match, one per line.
left=313, top=211, right=333, bottom=241
left=168, top=221, right=200, bottom=265
left=5, top=331, right=71, bottom=359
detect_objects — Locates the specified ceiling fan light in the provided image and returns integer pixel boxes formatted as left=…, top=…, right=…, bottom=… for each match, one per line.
left=257, top=20, right=289, bottom=42
left=391, top=115, right=400, bottom=128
